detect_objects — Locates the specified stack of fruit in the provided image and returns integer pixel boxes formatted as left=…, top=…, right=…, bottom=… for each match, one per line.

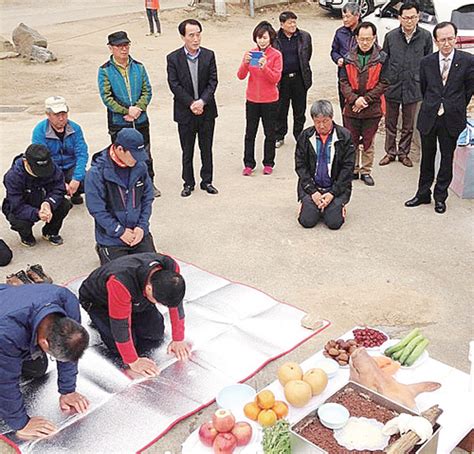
left=198, top=409, right=252, bottom=453
left=243, top=389, right=289, bottom=427
left=384, top=328, right=429, bottom=367
left=278, top=362, right=328, bottom=407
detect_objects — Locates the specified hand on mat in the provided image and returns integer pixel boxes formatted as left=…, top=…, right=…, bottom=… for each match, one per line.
left=59, top=392, right=90, bottom=414
left=16, top=416, right=57, bottom=440
left=130, top=357, right=160, bottom=377
left=129, top=227, right=144, bottom=246
left=167, top=340, right=191, bottom=361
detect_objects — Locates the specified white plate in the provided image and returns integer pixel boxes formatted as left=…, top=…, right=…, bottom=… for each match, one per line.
left=380, top=339, right=429, bottom=369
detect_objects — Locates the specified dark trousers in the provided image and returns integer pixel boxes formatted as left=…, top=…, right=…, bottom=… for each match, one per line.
left=385, top=100, right=417, bottom=157
left=244, top=101, right=277, bottom=168
left=5, top=198, right=71, bottom=239
left=338, top=81, right=345, bottom=118
left=87, top=304, right=165, bottom=357
left=96, top=233, right=156, bottom=265
left=22, top=353, right=48, bottom=379
left=275, top=73, right=307, bottom=142
left=63, top=167, right=85, bottom=196
left=146, top=8, right=161, bottom=34
left=298, top=194, right=345, bottom=230
left=110, top=123, right=155, bottom=181
left=417, top=115, right=458, bottom=203
left=177, top=117, right=215, bottom=188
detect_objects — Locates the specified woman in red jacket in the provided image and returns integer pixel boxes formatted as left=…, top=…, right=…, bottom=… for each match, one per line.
left=238, top=21, right=283, bottom=176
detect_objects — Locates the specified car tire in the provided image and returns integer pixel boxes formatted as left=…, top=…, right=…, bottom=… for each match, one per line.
left=359, top=0, right=374, bottom=17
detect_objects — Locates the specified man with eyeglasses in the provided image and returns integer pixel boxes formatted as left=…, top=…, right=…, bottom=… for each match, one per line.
left=340, top=22, right=390, bottom=186
left=379, top=2, right=432, bottom=169
left=98, top=31, right=160, bottom=198
left=405, top=21, right=474, bottom=214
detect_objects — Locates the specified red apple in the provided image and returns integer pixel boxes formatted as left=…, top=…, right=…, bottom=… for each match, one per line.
left=212, top=409, right=236, bottom=433
left=198, top=421, right=218, bottom=447
left=231, top=421, right=252, bottom=446
left=213, top=432, right=237, bottom=453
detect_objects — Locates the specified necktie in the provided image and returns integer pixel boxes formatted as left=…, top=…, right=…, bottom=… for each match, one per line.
left=438, top=58, right=450, bottom=116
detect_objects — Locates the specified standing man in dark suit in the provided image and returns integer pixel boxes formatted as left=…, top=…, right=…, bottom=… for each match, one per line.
left=274, top=11, right=312, bottom=148
left=166, top=19, right=219, bottom=197
left=405, top=22, right=473, bottom=214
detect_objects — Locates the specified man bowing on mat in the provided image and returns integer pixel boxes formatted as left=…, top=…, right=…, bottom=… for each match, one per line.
left=79, top=252, right=190, bottom=377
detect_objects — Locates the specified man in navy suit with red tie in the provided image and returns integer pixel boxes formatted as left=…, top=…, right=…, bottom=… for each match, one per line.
left=405, top=22, right=473, bottom=214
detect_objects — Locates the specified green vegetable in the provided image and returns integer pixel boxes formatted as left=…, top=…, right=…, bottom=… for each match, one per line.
left=391, top=347, right=405, bottom=361
left=384, top=328, right=421, bottom=357
left=262, top=419, right=292, bottom=454
left=399, top=335, right=425, bottom=365
left=404, top=338, right=429, bottom=367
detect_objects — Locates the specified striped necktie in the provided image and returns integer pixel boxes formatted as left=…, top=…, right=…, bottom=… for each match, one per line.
left=438, top=58, right=450, bottom=116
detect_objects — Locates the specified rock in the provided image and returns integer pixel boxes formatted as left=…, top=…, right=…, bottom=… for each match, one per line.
left=12, top=23, right=47, bottom=56
left=0, top=51, right=19, bottom=60
left=0, top=35, right=14, bottom=52
left=30, top=45, right=56, bottom=63
left=197, top=10, right=212, bottom=20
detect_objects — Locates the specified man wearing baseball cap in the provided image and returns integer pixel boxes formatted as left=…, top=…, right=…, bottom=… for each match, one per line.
left=85, top=129, right=156, bottom=264
left=2, top=144, right=71, bottom=246
left=98, top=31, right=160, bottom=198
left=32, top=96, right=89, bottom=205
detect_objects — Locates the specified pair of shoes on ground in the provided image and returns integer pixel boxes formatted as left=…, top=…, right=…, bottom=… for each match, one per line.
left=6, top=264, right=53, bottom=286
left=379, top=154, right=413, bottom=167
left=242, top=166, right=273, bottom=176
left=354, top=174, right=375, bottom=186
left=181, top=183, right=218, bottom=197
left=146, top=32, right=161, bottom=37
left=404, top=196, right=446, bottom=214
left=20, top=233, right=63, bottom=247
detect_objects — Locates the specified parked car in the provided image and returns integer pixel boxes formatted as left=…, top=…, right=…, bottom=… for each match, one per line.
left=318, top=0, right=386, bottom=17
left=366, top=0, right=474, bottom=54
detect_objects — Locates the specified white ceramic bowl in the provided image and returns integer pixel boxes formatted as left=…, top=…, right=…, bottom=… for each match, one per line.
left=216, top=384, right=256, bottom=418
left=317, top=403, right=350, bottom=430
left=313, top=359, right=340, bottom=378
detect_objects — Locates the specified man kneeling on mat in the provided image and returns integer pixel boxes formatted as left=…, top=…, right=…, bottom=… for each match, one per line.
left=79, top=252, right=190, bottom=377
left=295, top=99, right=355, bottom=230
left=0, top=284, right=90, bottom=439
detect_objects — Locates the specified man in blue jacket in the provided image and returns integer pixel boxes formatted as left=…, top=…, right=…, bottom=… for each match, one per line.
left=32, top=96, right=89, bottom=205
left=98, top=31, right=160, bottom=198
left=0, top=284, right=90, bottom=439
left=85, top=128, right=155, bottom=265
left=2, top=144, right=71, bottom=247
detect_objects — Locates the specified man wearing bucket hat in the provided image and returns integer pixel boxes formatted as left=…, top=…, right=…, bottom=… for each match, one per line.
left=32, top=96, right=89, bottom=205
left=85, top=128, right=156, bottom=265
left=98, top=31, right=160, bottom=198
left=2, top=144, right=71, bottom=247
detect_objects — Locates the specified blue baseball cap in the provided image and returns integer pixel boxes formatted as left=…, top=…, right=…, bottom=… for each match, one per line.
left=115, top=129, right=146, bottom=162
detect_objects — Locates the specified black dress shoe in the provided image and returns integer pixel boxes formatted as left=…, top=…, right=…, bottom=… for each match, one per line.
left=180, top=185, right=194, bottom=197
left=360, top=174, right=375, bottom=186
left=404, top=196, right=431, bottom=207
left=200, top=183, right=219, bottom=195
left=434, top=201, right=446, bottom=214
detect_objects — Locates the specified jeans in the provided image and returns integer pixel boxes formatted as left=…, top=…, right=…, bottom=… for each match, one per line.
left=146, top=8, right=161, bottom=34
left=244, top=101, right=277, bottom=168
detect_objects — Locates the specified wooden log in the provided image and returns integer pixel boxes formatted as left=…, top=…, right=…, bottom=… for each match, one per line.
left=385, top=405, right=443, bottom=454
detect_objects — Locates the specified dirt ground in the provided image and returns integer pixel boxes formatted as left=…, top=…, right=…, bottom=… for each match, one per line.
left=0, top=3, right=472, bottom=453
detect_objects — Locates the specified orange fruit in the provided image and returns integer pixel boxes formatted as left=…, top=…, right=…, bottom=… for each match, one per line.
left=272, top=400, right=289, bottom=419
left=257, top=409, right=277, bottom=427
left=243, top=402, right=260, bottom=421
left=255, top=389, right=275, bottom=409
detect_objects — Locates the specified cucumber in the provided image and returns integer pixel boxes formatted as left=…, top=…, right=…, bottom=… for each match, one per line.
left=391, top=347, right=405, bottom=361
left=384, top=328, right=421, bottom=357
left=404, top=339, right=429, bottom=367
left=399, top=335, right=425, bottom=365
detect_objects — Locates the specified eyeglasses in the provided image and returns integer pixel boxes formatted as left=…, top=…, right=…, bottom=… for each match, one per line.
left=357, top=37, right=375, bottom=43
left=436, top=37, right=456, bottom=44
left=400, top=15, right=418, bottom=21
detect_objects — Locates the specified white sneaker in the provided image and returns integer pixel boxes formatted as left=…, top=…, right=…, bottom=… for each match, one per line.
left=146, top=32, right=153, bottom=36
left=154, top=32, right=161, bottom=37
left=275, top=139, right=284, bottom=148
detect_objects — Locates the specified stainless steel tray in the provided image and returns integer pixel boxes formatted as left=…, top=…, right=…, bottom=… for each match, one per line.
left=289, top=381, right=440, bottom=453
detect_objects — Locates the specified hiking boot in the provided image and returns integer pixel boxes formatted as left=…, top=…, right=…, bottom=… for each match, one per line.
left=26, top=264, right=53, bottom=284
left=42, top=234, right=64, bottom=246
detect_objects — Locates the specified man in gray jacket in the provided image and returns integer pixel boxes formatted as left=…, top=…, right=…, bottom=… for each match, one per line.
left=379, top=2, right=432, bottom=168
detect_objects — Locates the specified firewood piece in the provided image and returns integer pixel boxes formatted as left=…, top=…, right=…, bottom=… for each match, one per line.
left=385, top=405, right=443, bottom=453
